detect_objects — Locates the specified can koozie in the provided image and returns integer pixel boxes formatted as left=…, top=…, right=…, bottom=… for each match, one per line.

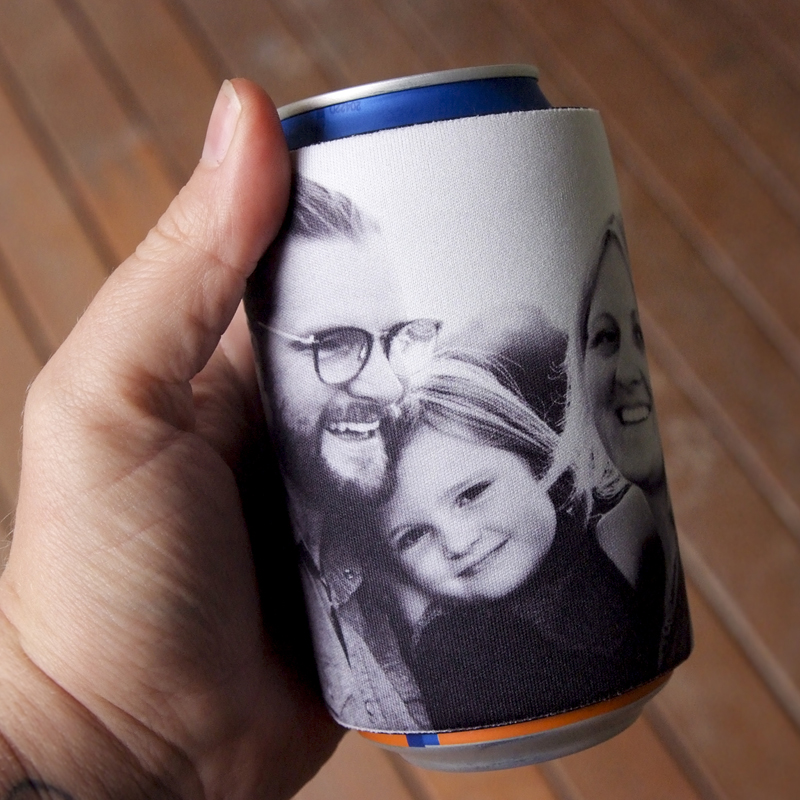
left=245, top=68, right=692, bottom=769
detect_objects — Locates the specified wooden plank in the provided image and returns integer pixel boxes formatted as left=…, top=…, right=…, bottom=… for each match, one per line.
left=656, top=582, right=800, bottom=800
left=176, top=0, right=331, bottom=106
left=0, top=0, right=177, bottom=263
left=0, top=83, right=106, bottom=354
left=651, top=354, right=800, bottom=692
left=294, top=732, right=417, bottom=800
left=66, top=0, right=220, bottom=183
left=0, top=292, right=41, bottom=505
left=380, top=0, right=615, bottom=93
left=646, top=310, right=800, bottom=727
left=269, top=0, right=429, bottom=90
left=603, top=0, right=800, bottom=223
left=366, top=1, right=455, bottom=72
left=384, top=0, right=536, bottom=72
left=713, top=0, right=800, bottom=90
left=0, top=39, right=116, bottom=275
left=552, top=714, right=704, bottom=800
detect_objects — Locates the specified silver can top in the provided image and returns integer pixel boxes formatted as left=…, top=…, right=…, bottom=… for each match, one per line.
left=278, top=64, right=540, bottom=120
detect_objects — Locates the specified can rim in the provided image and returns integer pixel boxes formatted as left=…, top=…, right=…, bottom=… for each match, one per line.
left=357, top=673, right=669, bottom=746
left=278, top=64, right=540, bottom=120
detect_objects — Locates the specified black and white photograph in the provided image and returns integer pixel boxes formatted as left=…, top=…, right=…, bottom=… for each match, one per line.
left=4, top=0, right=798, bottom=794
left=246, top=109, right=692, bottom=734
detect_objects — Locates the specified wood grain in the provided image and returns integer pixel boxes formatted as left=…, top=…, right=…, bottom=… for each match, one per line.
left=479, top=0, right=800, bottom=503
left=0, top=0, right=176, bottom=262
left=296, top=733, right=425, bottom=800
left=657, top=582, right=800, bottom=800
left=268, top=0, right=430, bottom=90
left=63, top=0, right=220, bottom=183
left=0, top=81, right=106, bottom=354
left=554, top=713, right=705, bottom=800
left=173, top=0, right=331, bottom=106
left=0, top=1, right=797, bottom=797
left=603, top=0, right=800, bottom=223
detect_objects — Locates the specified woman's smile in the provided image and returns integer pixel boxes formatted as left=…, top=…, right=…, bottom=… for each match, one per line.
left=616, top=403, right=650, bottom=425
left=613, top=386, right=652, bottom=426
left=584, top=238, right=664, bottom=488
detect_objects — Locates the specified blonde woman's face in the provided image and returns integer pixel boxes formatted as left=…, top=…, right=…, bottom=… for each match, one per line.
left=380, top=427, right=557, bottom=603
left=584, top=239, right=664, bottom=489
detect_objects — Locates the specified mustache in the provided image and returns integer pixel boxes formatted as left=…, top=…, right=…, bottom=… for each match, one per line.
left=319, top=400, right=399, bottom=427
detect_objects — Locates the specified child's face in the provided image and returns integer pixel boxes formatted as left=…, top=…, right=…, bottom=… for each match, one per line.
left=379, top=426, right=557, bottom=603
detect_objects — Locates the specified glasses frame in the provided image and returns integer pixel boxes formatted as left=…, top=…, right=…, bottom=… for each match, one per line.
left=259, top=319, right=442, bottom=386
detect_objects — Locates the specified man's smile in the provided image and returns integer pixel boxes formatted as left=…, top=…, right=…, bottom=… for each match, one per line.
left=318, top=403, right=392, bottom=492
left=325, top=419, right=381, bottom=440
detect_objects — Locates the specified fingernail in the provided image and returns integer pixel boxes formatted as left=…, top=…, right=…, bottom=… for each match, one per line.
left=201, top=80, right=242, bottom=166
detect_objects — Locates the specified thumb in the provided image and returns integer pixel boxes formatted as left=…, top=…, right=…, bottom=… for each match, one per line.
left=43, top=78, right=290, bottom=424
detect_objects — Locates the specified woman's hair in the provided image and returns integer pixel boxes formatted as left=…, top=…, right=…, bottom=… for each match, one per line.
left=386, top=352, right=561, bottom=489
left=554, top=215, right=632, bottom=502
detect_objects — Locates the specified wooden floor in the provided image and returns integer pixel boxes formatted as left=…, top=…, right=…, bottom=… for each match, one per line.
left=1, top=0, right=799, bottom=797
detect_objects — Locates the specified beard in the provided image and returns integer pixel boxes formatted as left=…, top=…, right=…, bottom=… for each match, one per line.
left=270, top=398, right=395, bottom=513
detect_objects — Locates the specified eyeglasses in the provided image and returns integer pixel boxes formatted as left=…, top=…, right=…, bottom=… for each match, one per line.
left=261, top=319, right=442, bottom=385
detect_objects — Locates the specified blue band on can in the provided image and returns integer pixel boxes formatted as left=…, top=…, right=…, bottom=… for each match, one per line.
left=406, top=733, right=441, bottom=748
left=281, top=76, right=551, bottom=150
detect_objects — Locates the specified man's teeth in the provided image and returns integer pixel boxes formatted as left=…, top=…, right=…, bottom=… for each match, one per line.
left=619, top=405, right=650, bottom=424
left=327, top=420, right=380, bottom=435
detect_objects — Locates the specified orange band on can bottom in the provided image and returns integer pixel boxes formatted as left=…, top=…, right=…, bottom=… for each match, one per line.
left=359, top=673, right=670, bottom=748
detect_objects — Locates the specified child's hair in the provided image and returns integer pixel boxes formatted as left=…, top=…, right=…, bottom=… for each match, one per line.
left=386, top=352, right=561, bottom=487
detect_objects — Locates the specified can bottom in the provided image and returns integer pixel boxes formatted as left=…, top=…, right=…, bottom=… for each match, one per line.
left=360, top=675, right=668, bottom=772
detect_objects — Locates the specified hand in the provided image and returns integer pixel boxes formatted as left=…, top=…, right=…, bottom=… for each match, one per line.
left=0, top=80, right=342, bottom=799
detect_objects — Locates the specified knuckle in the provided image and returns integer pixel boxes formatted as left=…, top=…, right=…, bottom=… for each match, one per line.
left=23, top=347, right=111, bottom=439
left=141, top=189, right=234, bottom=277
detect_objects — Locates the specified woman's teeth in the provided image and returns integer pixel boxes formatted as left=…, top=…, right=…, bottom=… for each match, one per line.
left=618, top=405, right=650, bottom=424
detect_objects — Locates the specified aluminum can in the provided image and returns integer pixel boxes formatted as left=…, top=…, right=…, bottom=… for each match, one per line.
left=245, top=65, right=692, bottom=771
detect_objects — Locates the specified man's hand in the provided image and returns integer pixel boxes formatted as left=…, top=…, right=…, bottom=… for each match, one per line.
left=0, top=79, right=341, bottom=800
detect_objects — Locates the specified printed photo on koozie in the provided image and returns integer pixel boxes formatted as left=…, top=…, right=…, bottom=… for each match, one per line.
left=245, top=106, right=692, bottom=740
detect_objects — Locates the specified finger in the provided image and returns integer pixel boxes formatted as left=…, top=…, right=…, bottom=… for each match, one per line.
left=192, top=303, right=262, bottom=466
left=44, top=79, right=290, bottom=421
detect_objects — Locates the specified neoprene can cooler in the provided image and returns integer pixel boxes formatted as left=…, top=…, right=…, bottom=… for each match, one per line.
left=244, top=65, right=692, bottom=772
